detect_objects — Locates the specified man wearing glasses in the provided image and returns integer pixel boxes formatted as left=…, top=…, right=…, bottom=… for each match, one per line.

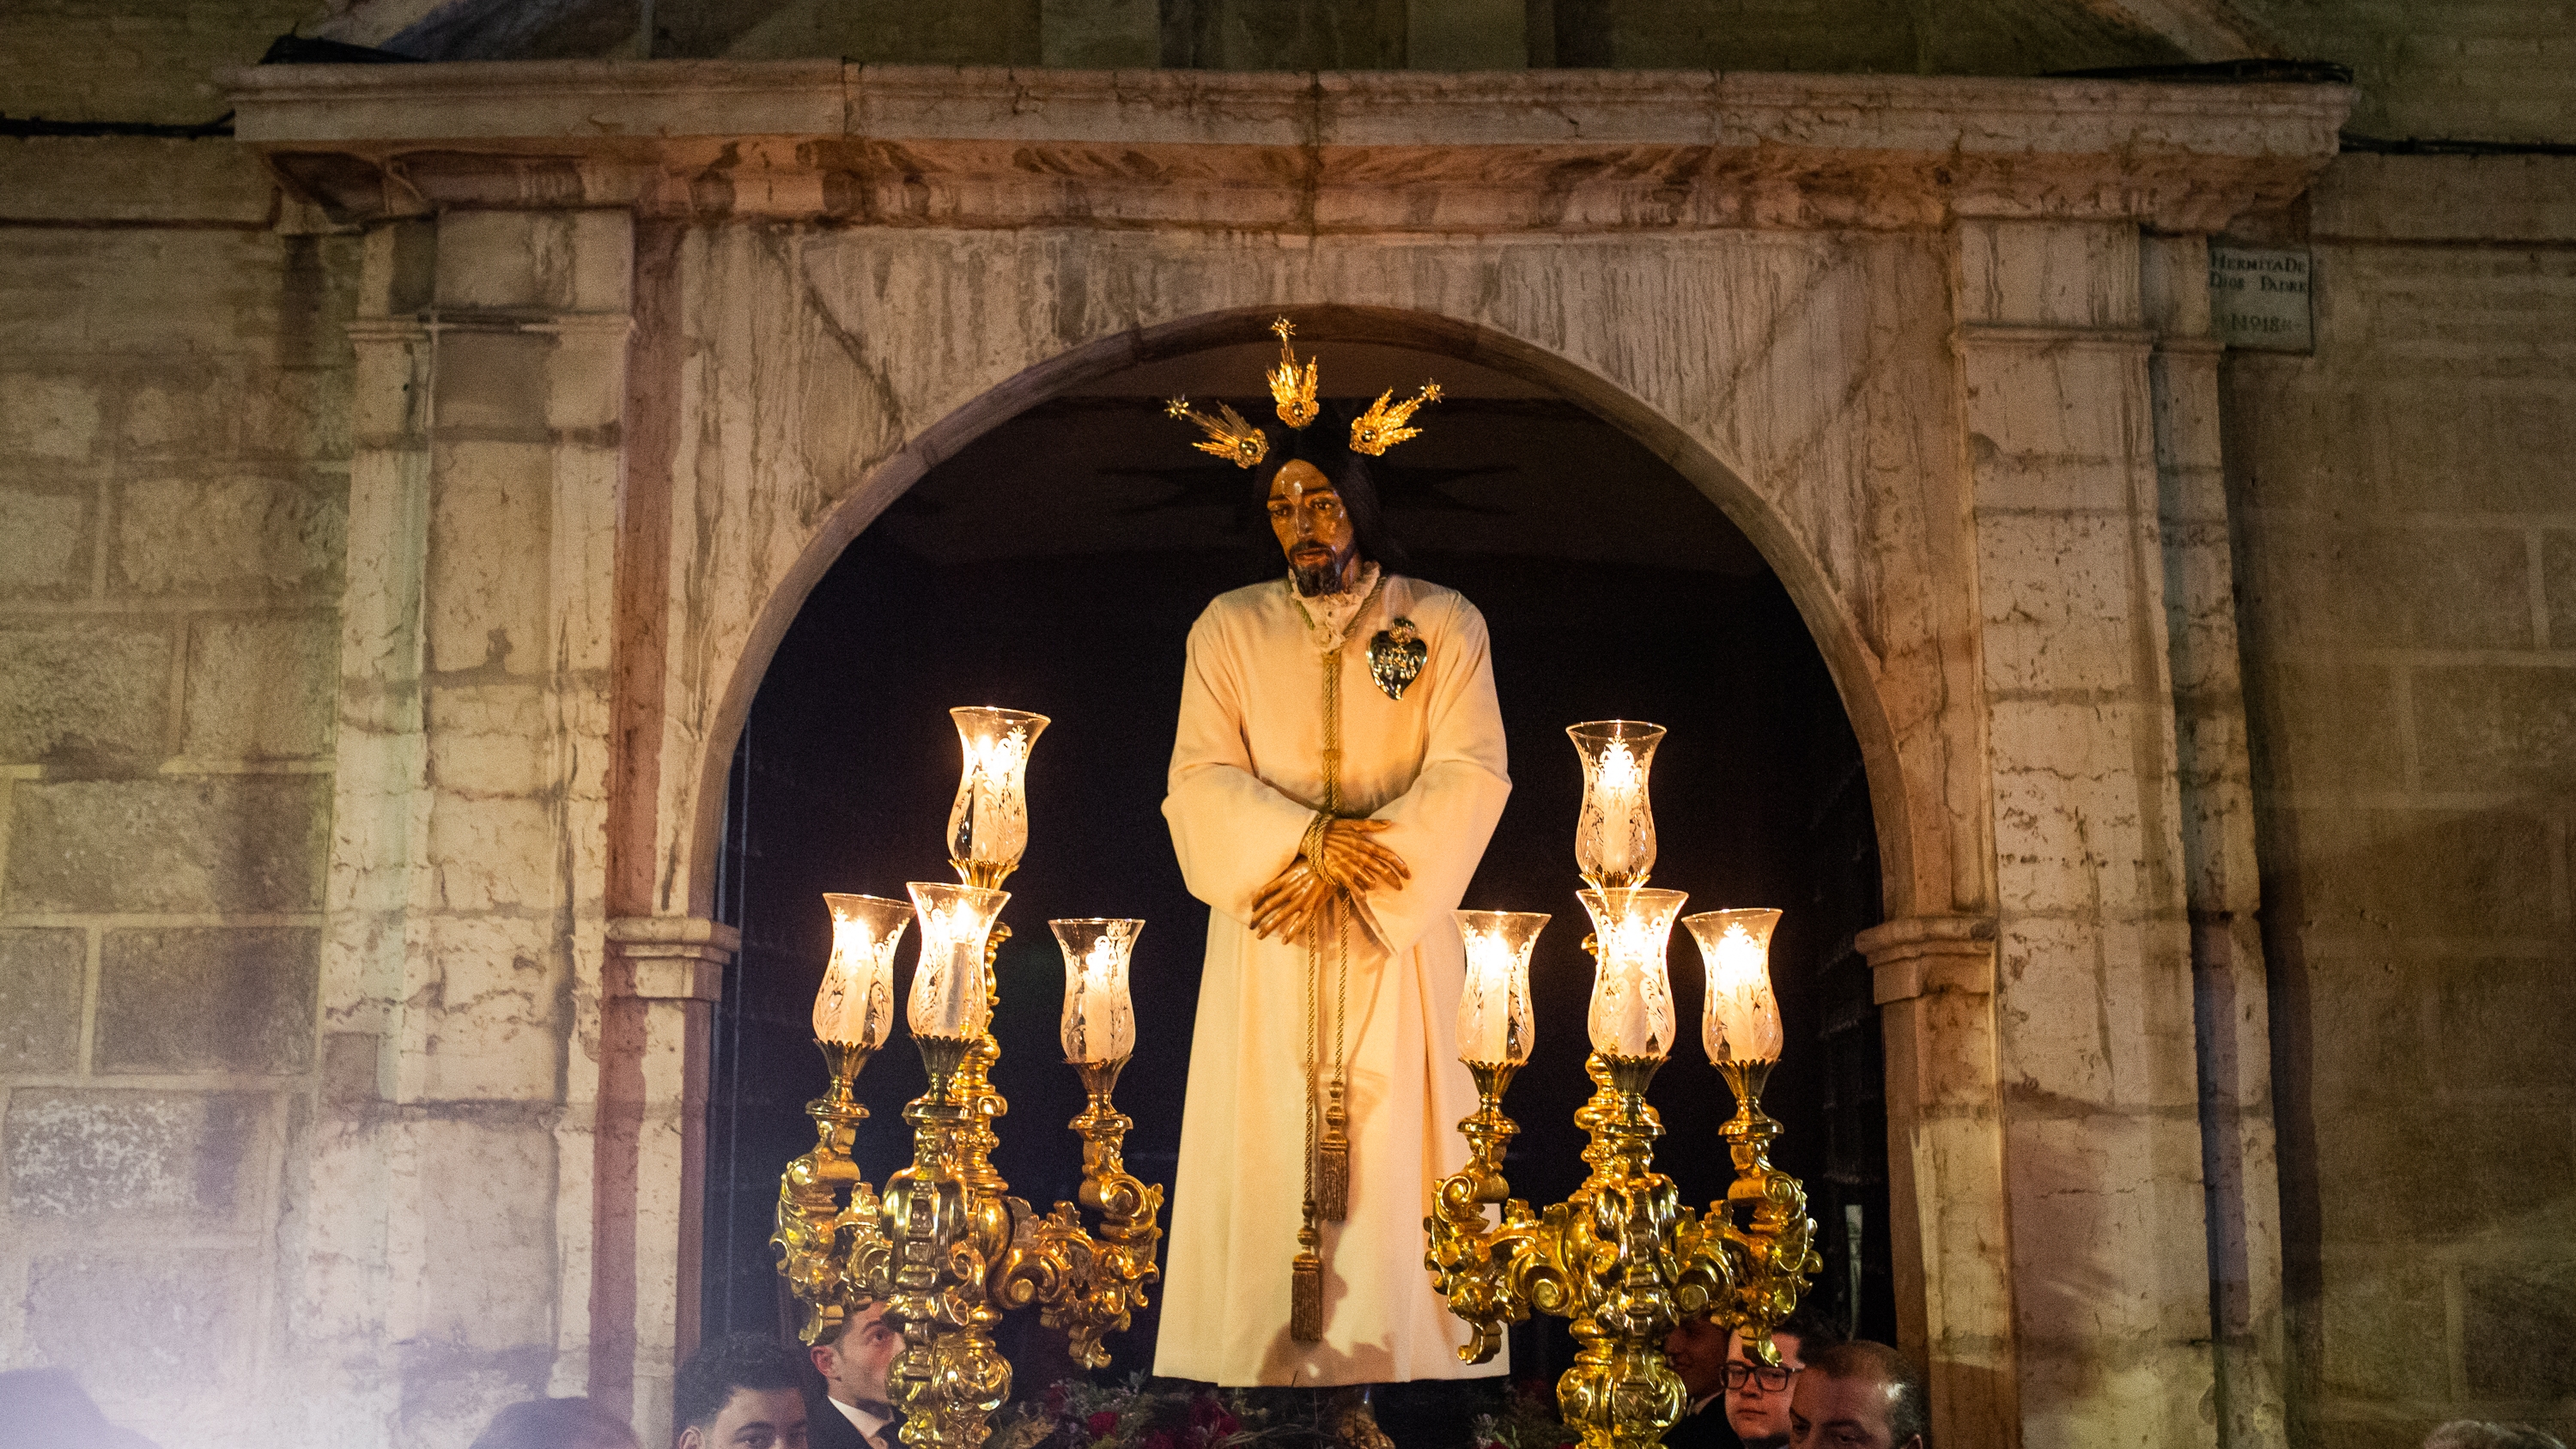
left=1662, top=1310, right=1841, bottom=1449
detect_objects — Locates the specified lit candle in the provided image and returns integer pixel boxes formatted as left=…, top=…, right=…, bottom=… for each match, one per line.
left=1454, top=910, right=1548, bottom=1067
left=1569, top=720, right=1664, bottom=888
left=947, top=707, right=1048, bottom=880
left=815, top=893, right=912, bottom=1049
left=1685, top=909, right=1784, bottom=1064
left=1050, top=918, right=1143, bottom=1064
left=1577, top=887, right=1686, bottom=1059
left=1595, top=741, right=1642, bottom=879
left=905, top=881, right=1011, bottom=1040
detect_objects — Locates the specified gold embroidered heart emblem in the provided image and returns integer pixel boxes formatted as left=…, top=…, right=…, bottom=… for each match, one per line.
left=1369, top=618, right=1426, bottom=700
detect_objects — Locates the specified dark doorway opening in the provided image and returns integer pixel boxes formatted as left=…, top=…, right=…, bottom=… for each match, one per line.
left=702, top=338, right=1898, bottom=1397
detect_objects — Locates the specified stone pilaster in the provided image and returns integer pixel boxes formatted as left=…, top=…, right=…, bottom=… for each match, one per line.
left=2143, top=232, right=2287, bottom=1449
left=295, top=207, right=634, bottom=1446
left=601, top=915, right=736, bottom=1449
left=1858, top=914, right=2019, bottom=1449
left=1953, top=216, right=2221, bottom=1448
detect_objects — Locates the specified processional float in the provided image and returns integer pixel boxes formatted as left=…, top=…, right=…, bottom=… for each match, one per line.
left=774, top=709, right=1816, bottom=1449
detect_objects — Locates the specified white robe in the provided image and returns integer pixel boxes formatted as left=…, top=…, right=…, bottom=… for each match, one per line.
left=1154, top=573, right=1512, bottom=1386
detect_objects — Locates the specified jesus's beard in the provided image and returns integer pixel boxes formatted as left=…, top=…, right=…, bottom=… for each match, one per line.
left=1290, top=550, right=1353, bottom=597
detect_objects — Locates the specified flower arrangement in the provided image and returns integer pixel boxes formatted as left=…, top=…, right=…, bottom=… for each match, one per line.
left=987, top=1375, right=1572, bottom=1449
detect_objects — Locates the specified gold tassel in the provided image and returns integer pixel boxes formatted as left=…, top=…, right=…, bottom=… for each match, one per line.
left=1291, top=1209, right=1324, bottom=1343
left=1317, top=1080, right=1351, bottom=1222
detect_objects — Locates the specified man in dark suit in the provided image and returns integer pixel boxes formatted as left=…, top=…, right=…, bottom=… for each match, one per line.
left=805, top=1301, right=903, bottom=1449
left=1662, top=1309, right=1842, bottom=1449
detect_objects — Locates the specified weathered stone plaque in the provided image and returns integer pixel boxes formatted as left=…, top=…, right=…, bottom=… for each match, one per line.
left=2209, top=246, right=2313, bottom=352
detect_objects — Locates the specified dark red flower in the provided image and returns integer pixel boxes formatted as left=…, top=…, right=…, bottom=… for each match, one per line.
left=1043, top=1383, right=1070, bottom=1418
left=1087, top=1412, right=1121, bottom=1440
left=1141, top=1431, right=1177, bottom=1449
left=1185, top=1397, right=1239, bottom=1444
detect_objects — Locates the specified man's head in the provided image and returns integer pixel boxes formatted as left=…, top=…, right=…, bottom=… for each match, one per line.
left=1728, top=1312, right=1844, bottom=1446
left=2425, top=1423, right=2567, bottom=1449
left=1788, top=1341, right=1927, bottom=1449
left=1660, top=1309, right=1838, bottom=1446
left=471, top=1397, right=641, bottom=1449
left=1260, top=411, right=1406, bottom=593
left=810, top=1301, right=902, bottom=1411
left=672, top=1333, right=811, bottom=1449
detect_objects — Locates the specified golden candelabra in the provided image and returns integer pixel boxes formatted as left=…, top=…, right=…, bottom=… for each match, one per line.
left=1425, top=722, right=1822, bottom=1449
left=774, top=707, right=1163, bottom=1449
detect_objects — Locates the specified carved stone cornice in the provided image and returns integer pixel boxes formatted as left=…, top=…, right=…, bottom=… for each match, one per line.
left=225, top=60, right=2349, bottom=233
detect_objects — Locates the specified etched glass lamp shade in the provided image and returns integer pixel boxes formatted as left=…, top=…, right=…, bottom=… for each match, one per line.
left=1684, top=908, right=1784, bottom=1066
left=1050, top=919, right=1143, bottom=1064
left=1453, top=910, right=1548, bottom=1068
left=1577, top=887, right=1686, bottom=1060
left=814, top=893, right=912, bottom=1050
left=905, top=882, right=1012, bottom=1041
left=946, top=706, right=1049, bottom=888
left=1568, top=720, right=1665, bottom=889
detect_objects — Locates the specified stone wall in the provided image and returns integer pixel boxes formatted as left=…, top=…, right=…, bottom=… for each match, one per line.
left=0, top=136, right=354, bottom=1444
left=2236, top=0, right=2576, bottom=143
left=2225, top=154, right=2576, bottom=1446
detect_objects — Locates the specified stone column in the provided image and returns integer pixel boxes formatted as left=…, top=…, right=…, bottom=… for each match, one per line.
left=295, top=208, right=633, bottom=1445
left=1953, top=216, right=2220, bottom=1447
left=2143, top=233, right=2287, bottom=1449
left=600, top=915, right=735, bottom=1449
left=1858, top=914, right=2020, bottom=1448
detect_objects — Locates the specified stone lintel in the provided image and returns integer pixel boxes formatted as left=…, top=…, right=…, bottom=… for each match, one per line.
left=1858, top=914, right=1999, bottom=1003
left=604, top=915, right=736, bottom=1002
left=223, top=61, right=2350, bottom=233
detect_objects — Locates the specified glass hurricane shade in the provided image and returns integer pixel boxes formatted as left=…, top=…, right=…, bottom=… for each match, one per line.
left=1577, top=887, right=1686, bottom=1059
left=1684, top=908, right=1785, bottom=1065
left=1050, top=919, right=1143, bottom=1064
left=904, top=881, right=1011, bottom=1040
left=815, top=893, right=912, bottom=1049
left=946, top=706, right=1049, bottom=881
left=1453, top=910, right=1547, bottom=1067
left=1568, top=720, right=1664, bottom=888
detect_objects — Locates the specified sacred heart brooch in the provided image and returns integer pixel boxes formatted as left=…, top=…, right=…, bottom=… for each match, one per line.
left=1369, top=618, right=1426, bottom=700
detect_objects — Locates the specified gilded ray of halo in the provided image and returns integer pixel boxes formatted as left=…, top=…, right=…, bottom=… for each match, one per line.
left=1164, top=396, right=1270, bottom=470
left=1348, top=379, right=1443, bottom=457
left=1267, top=316, right=1321, bottom=431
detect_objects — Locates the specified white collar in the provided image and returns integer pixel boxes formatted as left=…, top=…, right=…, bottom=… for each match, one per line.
left=1287, top=561, right=1384, bottom=651
left=832, top=1397, right=893, bottom=1438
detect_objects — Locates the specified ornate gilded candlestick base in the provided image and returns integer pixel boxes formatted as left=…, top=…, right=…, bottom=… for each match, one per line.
left=774, top=1040, right=879, bottom=1345
left=1707, top=1058, right=1818, bottom=1355
left=1006, top=1057, right=1163, bottom=1369
left=879, top=1034, right=1011, bottom=1449
left=1425, top=1053, right=1817, bottom=1449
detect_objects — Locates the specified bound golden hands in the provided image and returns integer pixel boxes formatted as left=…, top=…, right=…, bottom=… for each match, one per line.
left=1250, top=819, right=1410, bottom=940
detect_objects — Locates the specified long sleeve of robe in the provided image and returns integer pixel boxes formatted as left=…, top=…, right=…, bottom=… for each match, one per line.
left=1155, top=573, right=1511, bottom=1387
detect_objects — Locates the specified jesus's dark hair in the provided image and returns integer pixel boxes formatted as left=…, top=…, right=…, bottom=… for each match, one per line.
left=1253, top=403, right=1413, bottom=574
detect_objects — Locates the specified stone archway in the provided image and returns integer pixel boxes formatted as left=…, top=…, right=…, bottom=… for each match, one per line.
left=678, top=301, right=1927, bottom=948
left=239, top=60, right=2344, bottom=1449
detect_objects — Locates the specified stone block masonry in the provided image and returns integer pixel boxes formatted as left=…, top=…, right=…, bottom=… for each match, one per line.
left=2227, top=154, right=2576, bottom=1447
left=0, top=135, right=353, bottom=1448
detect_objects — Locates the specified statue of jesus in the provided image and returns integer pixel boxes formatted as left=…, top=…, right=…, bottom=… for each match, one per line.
left=1153, top=324, right=1512, bottom=1394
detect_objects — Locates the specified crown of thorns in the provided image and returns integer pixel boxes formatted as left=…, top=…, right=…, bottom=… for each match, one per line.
left=1163, top=317, right=1443, bottom=470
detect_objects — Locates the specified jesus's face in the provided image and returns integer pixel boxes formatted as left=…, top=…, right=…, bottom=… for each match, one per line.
left=1268, top=458, right=1359, bottom=595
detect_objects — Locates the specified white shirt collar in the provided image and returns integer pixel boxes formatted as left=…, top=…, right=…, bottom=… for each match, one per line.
left=832, top=1396, right=893, bottom=1442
